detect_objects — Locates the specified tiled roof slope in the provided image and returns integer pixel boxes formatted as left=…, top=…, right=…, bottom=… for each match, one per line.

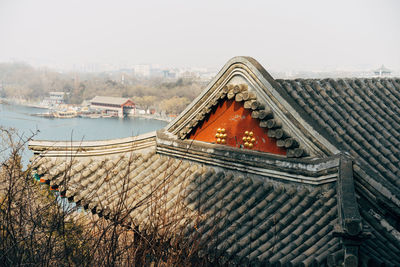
left=31, top=150, right=348, bottom=266
left=276, top=79, right=400, bottom=202
left=275, top=78, right=400, bottom=266
left=276, top=78, right=400, bottom=185
left=358, top=203, right=400, bottom=266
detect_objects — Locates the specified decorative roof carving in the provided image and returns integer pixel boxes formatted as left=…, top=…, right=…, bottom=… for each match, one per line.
left=183, top=84, right=308, bottom=157
left=28, top=57, right=400, bottom=265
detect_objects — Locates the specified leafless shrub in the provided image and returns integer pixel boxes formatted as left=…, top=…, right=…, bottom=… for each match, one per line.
left=0, top=128, right=214, bottom=266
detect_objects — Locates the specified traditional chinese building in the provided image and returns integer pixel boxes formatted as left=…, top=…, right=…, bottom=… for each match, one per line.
left=374, top=65, right=392, bottom=77
left=29, top=57, right=400, bottom=266
left=90, top=96, right=135, bottom=117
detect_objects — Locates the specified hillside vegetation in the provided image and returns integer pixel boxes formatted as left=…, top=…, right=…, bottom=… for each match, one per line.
left=0, top=63, right=207, bottom=114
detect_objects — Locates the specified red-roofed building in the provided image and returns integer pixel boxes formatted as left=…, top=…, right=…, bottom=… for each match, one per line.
left=90, top=96, right=135, bottom=117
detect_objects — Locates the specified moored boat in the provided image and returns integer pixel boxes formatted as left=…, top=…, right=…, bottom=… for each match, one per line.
left=53, top=109, right=77, bottom=118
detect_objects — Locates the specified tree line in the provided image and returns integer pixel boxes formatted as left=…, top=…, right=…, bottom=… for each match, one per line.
left=0, top=62, right=208, bottom=114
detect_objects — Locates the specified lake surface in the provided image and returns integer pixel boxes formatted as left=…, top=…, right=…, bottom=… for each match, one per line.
left=0, top=103, right=168, bottom=165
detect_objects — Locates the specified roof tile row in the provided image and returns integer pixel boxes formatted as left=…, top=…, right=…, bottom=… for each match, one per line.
left=31, top=149, right=342, bottom=265
left=276, top=78, right=400, bottom=195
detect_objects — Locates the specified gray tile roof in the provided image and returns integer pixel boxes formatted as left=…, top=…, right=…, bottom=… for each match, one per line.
left=359, top=207, right=400, bottom=265
left=275, top=78, right=400, bottom=221
left=29, top=57, right=400, bottom=266
left=31, top=149, right=346, bottom=266
left=274, top=78, right=400, bottom=266
left=276, top=78, right=400, bottom=194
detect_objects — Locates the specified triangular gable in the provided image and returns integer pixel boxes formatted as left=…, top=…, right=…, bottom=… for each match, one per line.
left=165, top=57, right=338, bottom=158
left=122, top=99, right=135, bottom=107
left=188, top=98, right=286, bottom=155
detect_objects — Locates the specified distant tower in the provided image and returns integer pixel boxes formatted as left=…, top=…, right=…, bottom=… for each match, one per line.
left=121, top=74, right=125, bottom=85
left=374, top=65, right=392, bottom=77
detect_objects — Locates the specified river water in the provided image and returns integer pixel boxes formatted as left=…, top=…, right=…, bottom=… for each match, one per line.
left=0, top=103, right=168, bottom=165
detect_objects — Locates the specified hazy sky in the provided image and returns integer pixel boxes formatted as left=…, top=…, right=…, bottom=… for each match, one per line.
left=0, top=0, right=399, bottom=71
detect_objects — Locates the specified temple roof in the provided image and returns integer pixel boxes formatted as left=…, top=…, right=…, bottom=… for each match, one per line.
left=276, top=78, right=400, bottom=194
left=29, top=57, right=400, bottom=266
left=90, top=95, right=134, bottom=106
left=374, top=65, right=392, bottom=73
left=30, top=147, right=349, bottom=265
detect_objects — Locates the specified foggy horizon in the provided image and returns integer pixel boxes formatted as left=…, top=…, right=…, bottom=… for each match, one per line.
left=1, top=0, right=399, bottom=73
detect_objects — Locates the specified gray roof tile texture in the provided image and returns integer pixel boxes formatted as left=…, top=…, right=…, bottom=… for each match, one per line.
left=360, top=208, right=400, bottom=266
left=276, top=78, right=400, bottom=266
left=32, top=150, right=342, bottom=266
left=276, top=78, right=400, bottom=195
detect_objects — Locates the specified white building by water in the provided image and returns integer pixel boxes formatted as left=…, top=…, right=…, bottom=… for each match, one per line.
left=41, top=91, right=68, bottom=107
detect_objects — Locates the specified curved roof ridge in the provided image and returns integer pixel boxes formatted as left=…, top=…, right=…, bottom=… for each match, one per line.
left=28, top=131, right=156, bottom=157
left=29, top=131, right=155, bottom=148
left=165, top=56, right=339, bottom=158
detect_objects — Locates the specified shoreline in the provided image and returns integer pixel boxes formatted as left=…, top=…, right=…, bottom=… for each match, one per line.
left=129, top=114, right=172, bottom=123
left=0, top=98, right=173, bottom=123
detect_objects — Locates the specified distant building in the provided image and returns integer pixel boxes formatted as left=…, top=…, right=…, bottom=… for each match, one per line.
left=41, top=91, right=68, bottom=107
left=133, top=65, right=150, bottom=77
left=374, top=65, right=391, bottom=77
left=162, top=70, right=176, bottom=79
left=49, top=92, right=66, bottom=103
left=90, top=96, right=135, bottom=118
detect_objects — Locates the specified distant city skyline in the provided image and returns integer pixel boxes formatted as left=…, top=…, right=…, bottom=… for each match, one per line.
left=1, top=58, right=397, bottom=80
left=1, top=0, right=399, bottom=73
left=2, top=58, right=398, bottom=78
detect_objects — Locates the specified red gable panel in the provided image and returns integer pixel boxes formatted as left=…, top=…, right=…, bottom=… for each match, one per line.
left=122, top=100, right=135, bottom=107
left=188, top=100, right=286, bottom=155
